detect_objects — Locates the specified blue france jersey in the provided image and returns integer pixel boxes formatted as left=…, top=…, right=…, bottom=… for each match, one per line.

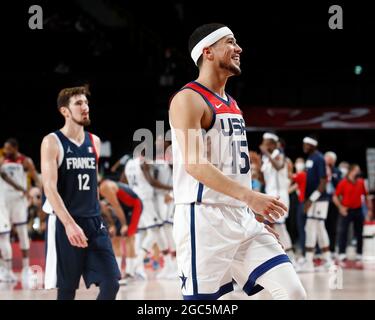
left=305, top=150, right=327, bottom=200
left=43, top=130, right=100, bottom=217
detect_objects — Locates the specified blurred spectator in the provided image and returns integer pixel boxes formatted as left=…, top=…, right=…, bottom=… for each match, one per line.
left=338, top=161, right=349, bottom=178
left=27, top=187, right=46, bottom=240
left=110, top=153, right=132, bottom=180
left=249, top=151, right=263, bottom=192
left=292, top=158, right=307, bottom=256
left=333, top=164, right=373, bottom=268
left=324, top=151, right=342, bottom=257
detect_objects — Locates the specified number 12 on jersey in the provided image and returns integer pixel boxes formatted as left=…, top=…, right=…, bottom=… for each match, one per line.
left=78, top=173, right=90, bottom=190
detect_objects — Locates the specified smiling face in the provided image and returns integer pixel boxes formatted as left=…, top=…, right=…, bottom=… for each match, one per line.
left=204, top=35, right=242, bottom=76
left=60, top=94, right=91, bottom=126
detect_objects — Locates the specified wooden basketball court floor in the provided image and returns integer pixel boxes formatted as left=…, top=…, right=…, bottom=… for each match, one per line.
left=1, top=265, right=375, bottom=300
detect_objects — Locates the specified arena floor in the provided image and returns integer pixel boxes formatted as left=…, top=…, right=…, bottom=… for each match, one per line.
left=1, top=265, right=375, bottom=300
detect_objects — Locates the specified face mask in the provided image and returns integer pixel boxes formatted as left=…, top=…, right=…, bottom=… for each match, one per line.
left=340, top=168, right=348, bottom=177
left=295, top=163, right=305, bottom=172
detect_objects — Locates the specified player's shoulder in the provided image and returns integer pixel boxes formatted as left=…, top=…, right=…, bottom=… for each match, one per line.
left=19, top=153, right=32, bottom=164
left=86, top=131, right=100, bottom=142
left=40, top=133, right=61, bottom=155
left=41, top=132, right=58, bottom=145
left=86, top=132, right=101, bottom=151
left=170, top=84, right=207, bottom=111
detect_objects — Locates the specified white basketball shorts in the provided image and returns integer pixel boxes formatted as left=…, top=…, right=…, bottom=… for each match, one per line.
left=173, top=203, right=291, bottom=300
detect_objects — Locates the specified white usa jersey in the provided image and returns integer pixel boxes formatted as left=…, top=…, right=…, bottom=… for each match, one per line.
left=124, top=157, right=154, bottom=201
left=261, top=149, right=290, bottom=207
left=153, top=159, right=173, bottom=195
left=0, top=154, right=27, bottom=196
left=170, top=81, right=251, bottom=207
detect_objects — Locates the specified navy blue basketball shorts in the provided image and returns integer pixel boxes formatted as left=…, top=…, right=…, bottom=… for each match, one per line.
left=44, top=214, right=121, bottom=290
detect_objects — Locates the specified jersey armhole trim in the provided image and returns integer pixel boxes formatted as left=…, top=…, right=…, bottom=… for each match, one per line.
left=88, top=133, right=99, bottom=162
left=180, top=87, right=216, bottom=131
left=51, top=133, right=64, bottom=168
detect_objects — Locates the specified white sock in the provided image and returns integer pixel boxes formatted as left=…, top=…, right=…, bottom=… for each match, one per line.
left=323, top=251, right=332, bottom=263
left=126, top=257, right=135, bottom=276
left=339, top=253, right=346, bottom=261
left=5, top=260, right=12, bottom=271
left=22, top=257, right=30, bottom=268
left=306, top=251, right=314, bottom=263
left=116, top=256, right=122, bottom=274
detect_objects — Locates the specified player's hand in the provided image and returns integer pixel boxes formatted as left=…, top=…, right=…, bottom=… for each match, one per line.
left=339, top=205, right=348, bottom=216
left=65, top=221, right=88, bottom=248
left=108, top=225, right=116, bottom=237
left=264, top=224, right=284, bottom=249
left=304, top=200, right=312, bottom=213
left=120, top=224, right=128, bottom=237
left=164, top=193, right=173, bottom=204
left=246, top=191, right=287, bottom=223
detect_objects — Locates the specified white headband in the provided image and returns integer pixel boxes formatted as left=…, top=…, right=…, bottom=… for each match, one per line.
left=263, top=132, right=279, bottom=142
left=303, top=137, right=318, bottom=146
left=191, top=26, right=233, bottom=66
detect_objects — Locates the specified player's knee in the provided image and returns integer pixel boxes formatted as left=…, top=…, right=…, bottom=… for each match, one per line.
left=287, top=282, right=307, bottom=300
left=98, top=278, right=119, bottom=300
left=0, top=234, right=12, bottom=260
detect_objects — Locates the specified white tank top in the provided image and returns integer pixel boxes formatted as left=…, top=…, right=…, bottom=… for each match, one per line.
left=0, top=155, right=27, bottom=197
left=261, top=149, right=290, bottom=203
left=170, top=81, right=251, bottom=207
left=153, top=159, right=173, bottom=195
left=124, top=157, right=154, bottom=201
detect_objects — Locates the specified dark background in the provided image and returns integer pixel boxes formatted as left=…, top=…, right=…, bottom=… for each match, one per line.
left=0, top=1, right=374, bottom=172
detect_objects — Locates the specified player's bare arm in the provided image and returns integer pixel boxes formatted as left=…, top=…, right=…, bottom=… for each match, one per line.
left=141, top=162, right=172, bottom=191
left=260, top=144, right=285, bottom=171
left=99, top=181, right=128, bottom=236
left=41, top=134, right=88, bottom=248
left=332, top=194, right=348, bottom=216
left=0, top=166, right=27, bottom=194
left=23, top=156, right=42, bottom=189
left=268, top=154, right=285, bottom=171
left=91, top=134, right=101, bottom=200
left=304, top=177, right=327, bottom=213
left=119, top=170, right=128, bottom=184
left=170, top=89, right=287, bottom=222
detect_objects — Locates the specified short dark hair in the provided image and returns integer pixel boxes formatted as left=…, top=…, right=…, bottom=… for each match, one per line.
left=57, top=85, right=90, bottom=109
left=5, top=138, right=19, bottom=149
left=188, top=23, right=227, bottom=67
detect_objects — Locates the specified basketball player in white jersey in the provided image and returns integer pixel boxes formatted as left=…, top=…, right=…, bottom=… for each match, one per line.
left=0, top=164, right=30, bottom=282
left=0, top=138, right=41, bottom=278
left=260, top=133, right=296, bottom=265
left=169, top=23, right=306, bottom=300
left=124, top=150, right=172, bottom=279
left=153, top=135, right=177, bottom=279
